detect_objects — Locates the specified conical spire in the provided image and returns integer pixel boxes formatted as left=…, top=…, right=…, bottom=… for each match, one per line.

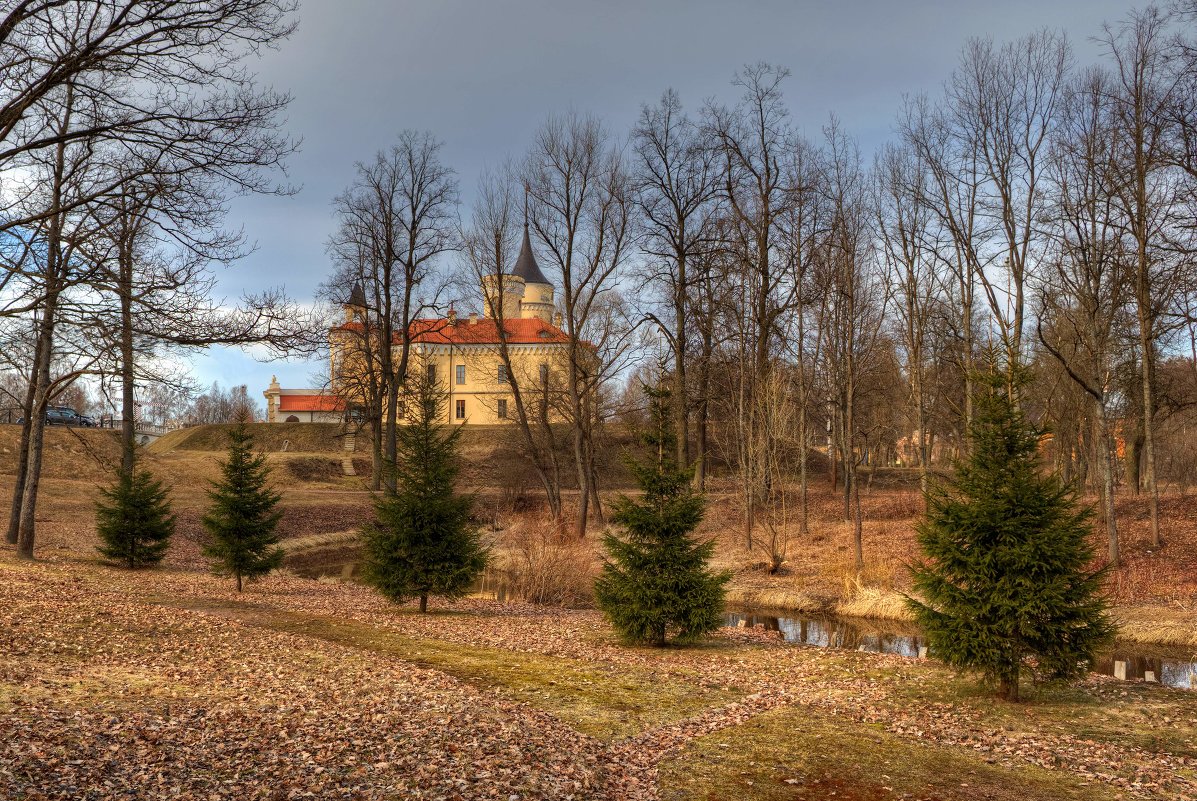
left=348, top=282, right=366, bottom=307
left=512, top=187, right=550, bottom=285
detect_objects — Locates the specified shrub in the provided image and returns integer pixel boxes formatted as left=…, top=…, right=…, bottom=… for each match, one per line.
left=361, top=373, right=487, bottom=613
left=95, top=467, right=175, bottom=568
left=202, top=423, right=285, bottom=592
left=907, top=370, right=1114, bottom=701
left=595, top=382, right=729, bottom=646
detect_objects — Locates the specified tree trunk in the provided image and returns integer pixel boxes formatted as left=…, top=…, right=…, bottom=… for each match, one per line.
left=370, top=415, right=383, bottom=492
left=6, top=352, right=38, bottom=545
left=119, top=234, right=137, bottom=476
left=419, top=593, right=428, bottom=614
left=1000, top=672, right=1020, bottom=703
left=1137, top=321, right=1161, bottom=547
left=1093, top=398, right=1119, bottom=566
left=572, top=423, right=589, bottom=539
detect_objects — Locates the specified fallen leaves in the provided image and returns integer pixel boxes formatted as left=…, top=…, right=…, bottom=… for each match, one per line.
left=1, top=557, right=1195, bottom=800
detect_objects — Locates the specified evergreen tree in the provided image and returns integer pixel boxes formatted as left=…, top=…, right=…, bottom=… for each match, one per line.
left=907, top=369, right=1114, bottom=701
left=202, top=423, right=284, bottom=591
left=595, top=382, right=729, bottom=646
left=95, top=466, right=176, bottom=568
left=361, top=372, right=487, bottom=613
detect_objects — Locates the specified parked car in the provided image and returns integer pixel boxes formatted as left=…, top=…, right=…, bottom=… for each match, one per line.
left=16, top=407, right=96, bottom=427
left=43, top=407, right=94, bottom=427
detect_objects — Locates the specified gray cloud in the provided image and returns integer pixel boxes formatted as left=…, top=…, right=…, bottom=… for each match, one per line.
left=211, top=0, right=1140, bottom=391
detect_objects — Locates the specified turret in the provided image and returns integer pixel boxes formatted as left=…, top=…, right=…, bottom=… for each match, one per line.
left=482, top=272, right=525, bottom=320
left=344, top=282, right=367, bottom=323
left=512, top=225, right=554, bottom=323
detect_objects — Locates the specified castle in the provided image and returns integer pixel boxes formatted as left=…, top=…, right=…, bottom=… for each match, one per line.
left=265, top=224, right=569, bottom=425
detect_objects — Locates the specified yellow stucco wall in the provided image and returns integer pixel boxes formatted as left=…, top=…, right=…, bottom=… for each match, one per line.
left=329, top=326, right=569, bottom=426
left=414, top=342, right=568, bottom=425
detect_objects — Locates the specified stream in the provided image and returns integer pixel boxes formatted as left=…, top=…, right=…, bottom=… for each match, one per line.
left=727, top=610, right=1197, bottom=691
left=287, top=558, right=1195, bottom=691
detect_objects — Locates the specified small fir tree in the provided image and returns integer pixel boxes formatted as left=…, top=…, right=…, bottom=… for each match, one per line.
left=361, top=372, right=487, bottom=613
left=907, top=369, right=1114, bottom=701
left=95, top=466, right=176, bottom=568
left=595, top=382, right=729, bottom=646
left=202, top=423, right=284, bottom=591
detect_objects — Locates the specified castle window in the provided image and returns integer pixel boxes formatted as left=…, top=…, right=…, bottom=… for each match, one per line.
left=426, top=363, right=436, bottom=384
left=285, top=415, right=300, bottom=423
left=497, top=398, right=507, bottom=419
left=455, top=399, right=466, bottom=420
left=497, top=364, right=508, bottom=384
left=539, top=364, right=549, bottom=384
left=456, top=364, right=466, bottom=385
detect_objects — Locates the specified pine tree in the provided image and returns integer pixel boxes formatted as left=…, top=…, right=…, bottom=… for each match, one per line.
left=907, top=369, right=1114, bottom=701
left=361, top=371, right=487, bottom=613
left=202, top=423, right=284, bottom=592
left=95, top=466, right=176, bottom=568
left=595, top=382, right=729, bottom=646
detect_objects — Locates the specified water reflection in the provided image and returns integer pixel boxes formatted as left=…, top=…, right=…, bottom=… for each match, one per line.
left=727, top=610, right=1197, bottom=691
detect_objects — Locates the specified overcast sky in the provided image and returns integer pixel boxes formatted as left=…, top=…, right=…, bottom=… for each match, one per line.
left=197, top=0, right=1142, bottom=398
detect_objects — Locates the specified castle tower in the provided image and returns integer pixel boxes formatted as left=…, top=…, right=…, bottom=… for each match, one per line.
left=482, top=271, right=525, bottom=320
left=344, top=282, right=367, bottom=323
left=512, top=225, right=554, bottom=323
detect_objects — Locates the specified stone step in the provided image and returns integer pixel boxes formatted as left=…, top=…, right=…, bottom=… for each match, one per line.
left=343, top=434, right=356, bottom=453
left=341, top=458, right=356, bottom=477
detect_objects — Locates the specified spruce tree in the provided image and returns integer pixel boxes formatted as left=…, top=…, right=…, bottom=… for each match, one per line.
left=361, top=372, right=487, bottom=613
left=595, top=382, right=729, bottom=646
left=202, top=423, right=284, bottom=592
left=907, top=369, right=1114, bottom=701
left=95, top=466, right=176, bottom=568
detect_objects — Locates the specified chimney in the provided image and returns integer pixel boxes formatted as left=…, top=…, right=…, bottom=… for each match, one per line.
left=468, top=311, right=478, bottom=325
left=447, top=306, right=457, bottom=325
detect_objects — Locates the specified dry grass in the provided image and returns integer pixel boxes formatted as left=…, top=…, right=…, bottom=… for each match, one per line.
left=659, top=704, right=1108, bottom=801
left=149, top=422, right=349, bottom=453
left=699, top=475, right=1197, bottom=630
left=4, top=425, right=1197, bottom=645
left=835, top=582, right=913, bottom=621
left=495, top=519, right=598, bottom=608
left=1112, top=605, right=1197, bottom=647
left=723, top=586, right=827, bottom=613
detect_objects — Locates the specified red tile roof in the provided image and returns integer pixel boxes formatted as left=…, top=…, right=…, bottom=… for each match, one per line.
left=333, top=317, right=570, bottom=346
left=278, top=394, right=346, bottom=413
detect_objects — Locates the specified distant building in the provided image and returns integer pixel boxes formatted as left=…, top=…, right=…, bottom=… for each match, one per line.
left=268, top=222, right=573, bottom=425
left=262, top=377, right=345, bottom=423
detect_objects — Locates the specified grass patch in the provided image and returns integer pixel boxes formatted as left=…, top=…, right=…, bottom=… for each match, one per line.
left=161, top=599, right=739, bottom=740
left=659, top=703, right=1108, bottom=801
left=874, top=658, right=1197, bottom=760
left=149, top=423, right=347, bottom=454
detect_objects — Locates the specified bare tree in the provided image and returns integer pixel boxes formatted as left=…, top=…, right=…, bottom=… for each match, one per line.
left=705, top=63, right=797, bottom=548
left=1101, top=8, right=1189, bottom=546
left=524, top=112, right=633, bottom=537
left=947, top=31, right=1070, bottom=374
left=776, top=136, right=826, bottom=537
left=326, top=131, right=459, bottom=492
left=877, top=142, right=940, bottom=491
left=0, top=1, right=296, bottom=234
left=631, top=88, right=720, bottom=469
left=462, top=168, right=565, bottom=523
left=814, top=120, right=888, bottom=574
left=1, top=1, right=299, bottom=559
left=1037, top=67, right=1131, bottom=565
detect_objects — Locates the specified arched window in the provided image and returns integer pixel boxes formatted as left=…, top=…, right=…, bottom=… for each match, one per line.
left=285, top=415, right=300, bottom=423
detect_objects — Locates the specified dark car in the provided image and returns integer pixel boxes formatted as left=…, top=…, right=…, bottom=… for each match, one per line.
left=46, top=407, right=95, bottom=427
left=16, top=407, right=96, bottom=427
